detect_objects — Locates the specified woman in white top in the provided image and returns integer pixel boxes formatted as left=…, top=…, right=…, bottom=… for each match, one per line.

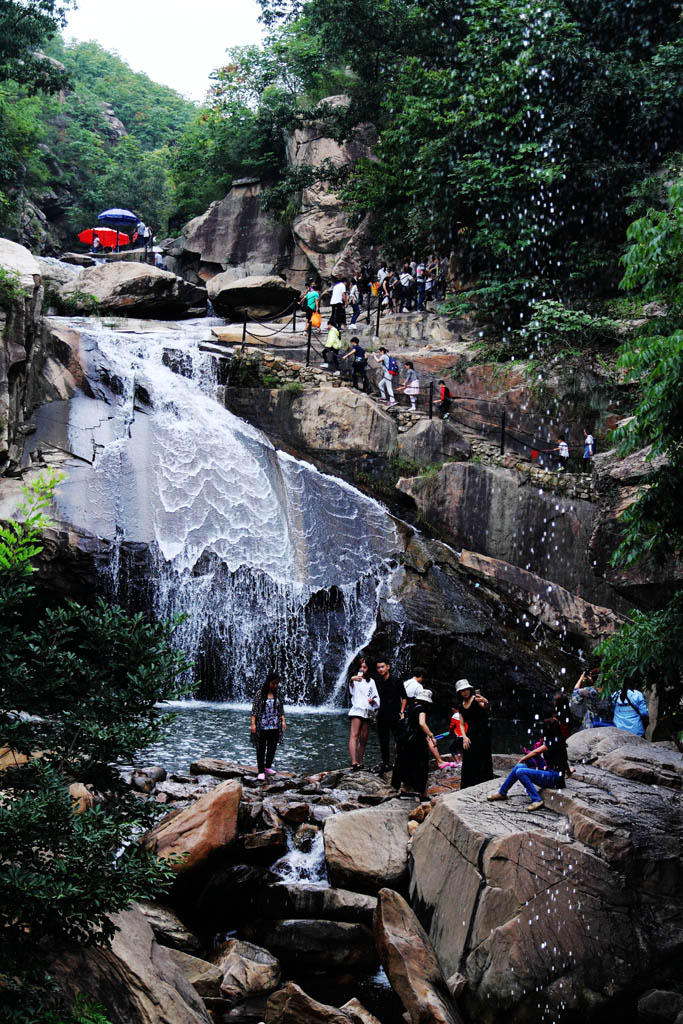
left=399, top=361, right=420, bottom=411
left=348, top=657, right=380, bottom=770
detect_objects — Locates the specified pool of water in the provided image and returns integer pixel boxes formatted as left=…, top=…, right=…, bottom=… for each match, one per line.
left=134, top=701, right=536, bottom=775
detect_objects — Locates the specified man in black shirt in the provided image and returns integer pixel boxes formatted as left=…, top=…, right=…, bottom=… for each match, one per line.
left=374, top=657, right=402, bottom=772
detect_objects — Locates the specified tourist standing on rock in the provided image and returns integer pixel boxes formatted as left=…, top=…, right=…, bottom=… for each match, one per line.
left=374, top=658, right=403, bottom=773
left=399, top=266, right=415, bottom=311
left=611, top=683, right=649, bottom=736
left=322, top=323, right=342, bottom=374
left=342, top=337, right=371, bottom=392
left=301, top=281, right=320, bottom=324
left=583, top=427, right=594, bottom=472
left=400, top=669, right=447, bottom=768
left=456, top=679, right=494, bottom=789
left=330, top=277, right=347, bottom=330
left=570, top=668, right=613, bottom=729
left=398, top=361, right=420, bottom=411
left=348, top=657, right=380, bottom=770
left=372, top=347, right=397, bottom=405
left=550, top=436, right=570, bottom=472
left=392, top=685, right=437, bottom=799
left=416, top=260, right=426, bottom=311
left=447, top=701, right=467, bottom=765
left=250, top=672, right=286, bottom=781
left=487, top=716, right=571, bottom=811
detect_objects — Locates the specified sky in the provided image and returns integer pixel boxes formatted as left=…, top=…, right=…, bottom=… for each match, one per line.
left=62, top=0, right=264, bottom=102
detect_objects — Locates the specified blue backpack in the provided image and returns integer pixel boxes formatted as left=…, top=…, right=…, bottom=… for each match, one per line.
left=387, top=356, right=399, bottom=375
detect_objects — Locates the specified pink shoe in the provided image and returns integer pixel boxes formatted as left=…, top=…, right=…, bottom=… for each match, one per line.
left=257, top=772, right=266, bottom=781
left=265, top=768, right=276, bottom=775
left=387, top=400, right=397, bottom=407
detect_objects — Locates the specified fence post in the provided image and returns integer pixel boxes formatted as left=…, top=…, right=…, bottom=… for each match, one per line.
left=500, top=409, right=506, bottom=454
left=429, top=381, right=433, bottom=420
left=375, top=295, right=381, bottom=338
left=306, top=321, right=312, bottom=366
left=241, top=311, right=247, bottom=352
left=292, top=303, right=297, bottom=333
left=367, top=290, right=371, bottom=324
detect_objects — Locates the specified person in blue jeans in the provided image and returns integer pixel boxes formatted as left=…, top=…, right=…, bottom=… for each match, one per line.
left=487, top=717, right=571, bottom=811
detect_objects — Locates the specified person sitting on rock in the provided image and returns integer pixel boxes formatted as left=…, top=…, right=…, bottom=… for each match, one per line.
left=322, top=324, right=342, bottom=375
left=487, top=716, right=572, bottom=811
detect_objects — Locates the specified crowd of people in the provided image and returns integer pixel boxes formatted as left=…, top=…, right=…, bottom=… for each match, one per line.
left=248, top=661, right=650, bottom=808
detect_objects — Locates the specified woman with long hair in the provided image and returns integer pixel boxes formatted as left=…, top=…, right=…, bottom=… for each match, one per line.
left=611, top=682, right=649, bottom=736
left=488, top=716, right=571, bottom=811
left=456, top=679, right=494, bottom=790
left=250, top=672, right=286, bottom=781
left=392, top=686, right=437, bottom=799
left=348, top=657, right=379, bottom=770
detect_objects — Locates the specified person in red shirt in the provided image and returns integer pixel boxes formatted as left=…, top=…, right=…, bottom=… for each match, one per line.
left=438, top=380, right=452, bottom=420
left=448, top=702, right=467, bottom=764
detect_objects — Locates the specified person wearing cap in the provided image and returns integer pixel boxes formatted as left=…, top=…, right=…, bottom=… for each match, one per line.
left=455, top=679, right=493, bottom=789
left=391, top=685, right=437, bottom=799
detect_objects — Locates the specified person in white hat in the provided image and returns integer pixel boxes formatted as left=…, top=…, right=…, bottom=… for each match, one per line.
left=391, top=685, right=438, bottom=798
left=455, top=679, right=493, bottom=789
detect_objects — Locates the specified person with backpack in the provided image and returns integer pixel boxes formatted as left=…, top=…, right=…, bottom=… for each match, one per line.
left=487, top=717, right=571, bottom=811
left=342, top=337, right=371, bottom=392
left=372, top=347, right=398, bottom=405
left=570, top=668, right=614, bottom=729
left=611, top=683, right=649, bottom=737
left=438, top=380, right=452, bottom=420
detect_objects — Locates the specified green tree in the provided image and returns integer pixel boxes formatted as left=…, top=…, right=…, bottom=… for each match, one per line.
left=0, top=0, right=74, bottom=91
left=0, top=474, right=190, bottom=1019
left=596, top=177, right=683, bottom=737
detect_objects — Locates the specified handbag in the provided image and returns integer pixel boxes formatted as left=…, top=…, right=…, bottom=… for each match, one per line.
left=311, top=311, right=322, bottom=328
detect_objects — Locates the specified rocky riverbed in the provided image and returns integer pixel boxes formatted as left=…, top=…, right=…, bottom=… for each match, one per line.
left=49, top=730, right=683, bottom=1024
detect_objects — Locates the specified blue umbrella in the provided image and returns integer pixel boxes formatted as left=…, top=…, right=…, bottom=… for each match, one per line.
left=97, top=208, right=139, bottom=225
left=97, top=208, right=139, bottom=251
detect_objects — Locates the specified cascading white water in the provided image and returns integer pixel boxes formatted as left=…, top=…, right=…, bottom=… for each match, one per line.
left=51, top=318, right=400, bottom=702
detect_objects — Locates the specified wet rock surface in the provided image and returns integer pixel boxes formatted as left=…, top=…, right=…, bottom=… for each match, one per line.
left=206, top=273, right=299, bottom=319
left=323, top=799, right=414, bottom=894
left=409, top=729, right=683, bottom=1023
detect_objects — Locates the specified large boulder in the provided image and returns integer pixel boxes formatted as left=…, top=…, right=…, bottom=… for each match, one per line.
left=374, top=888, right=462, bottom=1024
left=58, top=261, right=207, bottom=318
left=225, top=386, right=398, bottom=460
left=176, top=178, right=294, bottom=280
left=458, top=549, right=624, bottom=643
left=50, top=905, right=211, bottom=1024
left=409, top=730, right=683, bottom=1022
left=141, top=778, right=241, bottom=874
left=396, top=418, right=471, bottom=466
left=137, top=901, right=204, bottom=954
left=207, top=273, right=299, bottom=319
left=253, top=882, right=377, bottom=925
left=287, top=95, right=375, bottom=282
left=210, top=938, right=281, bottom=1006
left=323, top=800, right=412, bottom=894
left=243, top=919, right=376, bottom=971
left=166, top=948, right=224, bottom=998
left=266, top=982, right=378, bottom=1024
left=589, top=447, right=683, bottom=608
left=398, top=460, right=625, bottom=611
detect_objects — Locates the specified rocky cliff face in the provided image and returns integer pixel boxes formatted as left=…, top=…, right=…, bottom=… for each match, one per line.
left=410, top=729, right=683, bottom=1023
left=166, top=96, right=376, bottom=292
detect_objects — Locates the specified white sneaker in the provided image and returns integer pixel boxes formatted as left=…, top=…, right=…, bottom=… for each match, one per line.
left=334, top=371, right=341, bottom=376
left=257, top=772, right=266, bottom=781
left=321, top=363, right=328, bottom=368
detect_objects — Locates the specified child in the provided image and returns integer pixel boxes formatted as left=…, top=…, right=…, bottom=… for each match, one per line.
left=448, top=703, right=467, bottom=765
left=399, top=361, right=420, bottom=411
left=550, top=436, right=570, bottom=471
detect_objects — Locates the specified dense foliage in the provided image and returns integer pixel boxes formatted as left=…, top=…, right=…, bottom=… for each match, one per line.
left=0, top=12, right=196, bottom=244
left=596, top=177, right=683, bottom=736
left=0, top=474, right=190, bottom=1020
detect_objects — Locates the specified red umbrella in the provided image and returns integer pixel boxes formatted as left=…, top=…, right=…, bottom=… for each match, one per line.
left=78, top=227, right=130, bottom=247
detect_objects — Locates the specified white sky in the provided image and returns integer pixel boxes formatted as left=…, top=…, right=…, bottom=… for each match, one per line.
left=63, top=0, right=264, bottom=102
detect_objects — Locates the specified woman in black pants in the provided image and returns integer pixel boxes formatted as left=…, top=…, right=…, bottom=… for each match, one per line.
left=250, top=672, right=286, bottom=781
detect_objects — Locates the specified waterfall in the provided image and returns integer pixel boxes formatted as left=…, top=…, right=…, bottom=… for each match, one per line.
left=50, top=318, right=399, bottom=703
